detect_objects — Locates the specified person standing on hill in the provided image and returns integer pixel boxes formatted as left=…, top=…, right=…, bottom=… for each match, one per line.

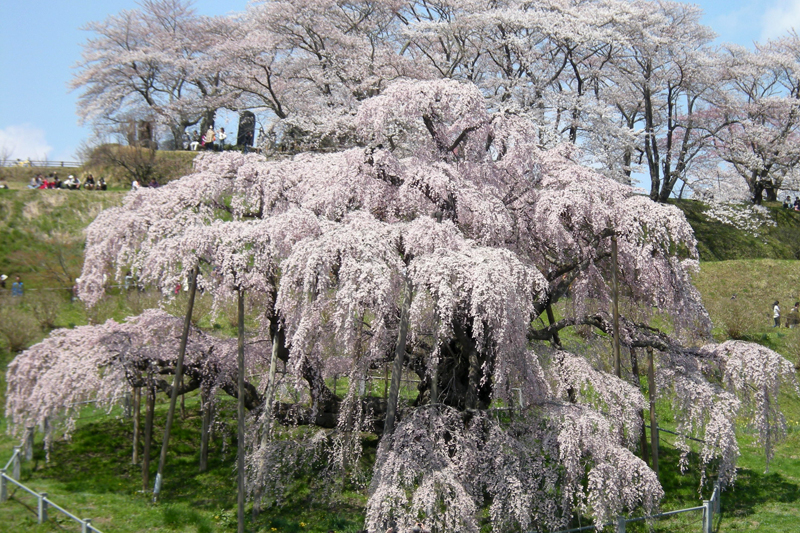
left=217, top=127, right=227, bottom=151
left=773, top=300, right=781, bottom=328
left=11, top=276, right=23, bottom=297
left=205, top=125, right=216, bottom=151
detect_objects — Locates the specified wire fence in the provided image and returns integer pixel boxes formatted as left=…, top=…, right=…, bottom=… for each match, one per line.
left=543, top=481, right=720, bottom=533
left=1, top=160, right=82, bottom=168
left=1, top=433, right=106, bottom=533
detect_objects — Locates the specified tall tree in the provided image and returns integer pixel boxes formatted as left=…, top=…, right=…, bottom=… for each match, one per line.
left=8, top=79, right=785, bottom=531
left=711, top=38, right=800, bottom=201
left=72, top=0, right=231, bottom=147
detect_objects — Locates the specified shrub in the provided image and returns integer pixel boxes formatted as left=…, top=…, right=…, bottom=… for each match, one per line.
left=27, top=289, right=68, bottom=329
left=0, top=301, right=41, bottom=352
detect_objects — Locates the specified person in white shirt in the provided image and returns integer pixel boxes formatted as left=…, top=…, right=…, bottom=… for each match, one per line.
left=217, top=127, right=227, bottom=151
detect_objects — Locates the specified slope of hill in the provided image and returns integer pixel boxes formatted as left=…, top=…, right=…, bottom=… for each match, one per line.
left=676, top=199, right=800, bottom=261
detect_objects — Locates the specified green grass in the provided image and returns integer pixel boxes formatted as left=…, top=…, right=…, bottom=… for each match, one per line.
left=0, top=393, right=368, bottom=533
left=675, top=199, right=800, bottom=261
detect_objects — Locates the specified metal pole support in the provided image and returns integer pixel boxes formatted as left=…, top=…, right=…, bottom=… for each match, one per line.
left=82, top=518, right=93, bottom=533
left=616, top=516, right=626, bottom=533
left=1, top=471, right=7, bottom=502
left=38, top=492, right=48, bottom=523
left=12, top=447, right=21, bottom=480
left=703, top=499, right=713, bottom=533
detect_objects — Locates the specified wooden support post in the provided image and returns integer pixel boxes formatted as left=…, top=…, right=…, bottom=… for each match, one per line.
left=24, top=426, right=34, bottom=461
left=153, top=266, right=198, bottom=502
left=611, top=235, right=621, bottom=378
left=647, top=347, right=659, bottom=478
left=142, top=386, right=155, bottom=491
left=123, top=390, right=132, bottom=418
left=237, top=289, right=246, bottom=533
left=200, top=391, right=212, bottom=473
left=630, top=348, right=649, bottom=466
left=384, top=276, right=412, bottom=436
left=132, top=386, right=141, bottom=464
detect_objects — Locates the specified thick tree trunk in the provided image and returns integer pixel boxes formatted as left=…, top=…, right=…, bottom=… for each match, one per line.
left=237, top=289, right=246, bottom=533
left=142, top=386, right=155, bottom=492
left=153, top=266, right=198, bottom=502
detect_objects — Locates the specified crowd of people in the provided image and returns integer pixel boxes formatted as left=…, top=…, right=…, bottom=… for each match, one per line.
left=783, top=196, right=800, bottom=211
left=27, top=172, right=107, bottom=191
left=183, top=126, right=228, bottom=151
left=0, top=275, right=24, bottom=297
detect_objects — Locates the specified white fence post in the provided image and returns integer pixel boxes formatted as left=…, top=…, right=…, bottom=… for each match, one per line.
left=38, top=492, right=48, bottom=523
left=703, top=499, right=713, bottom=533
left=12, top=447, right=20, bottom=481
left=0, top=471, right=7, bottom=502
left=82, top=518, right=93, bottom=533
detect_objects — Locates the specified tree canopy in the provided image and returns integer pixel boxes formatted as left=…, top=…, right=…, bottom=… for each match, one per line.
left=73, top=0, right=800, bottom=201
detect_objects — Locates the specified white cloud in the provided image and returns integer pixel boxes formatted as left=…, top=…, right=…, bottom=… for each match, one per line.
left=0, top=124, right=53, bottom=162
left=761, top=0, right=800, bottom=41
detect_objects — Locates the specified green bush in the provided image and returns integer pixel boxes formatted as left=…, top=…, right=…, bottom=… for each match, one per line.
left=0, top=299, right=41, bottom=352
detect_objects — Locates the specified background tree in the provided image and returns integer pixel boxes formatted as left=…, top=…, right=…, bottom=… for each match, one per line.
left=72, top=0, right=230, bottom=148
left=712, top=38, right=800, bottom=202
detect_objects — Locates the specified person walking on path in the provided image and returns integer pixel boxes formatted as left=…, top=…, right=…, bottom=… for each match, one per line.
left=773, top=300, right=781, bottom=328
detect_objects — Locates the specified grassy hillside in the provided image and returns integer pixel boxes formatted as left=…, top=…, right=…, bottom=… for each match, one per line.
left=676, top=199, right=800, bottom=261
left=0, top=191, right=799, bottom=531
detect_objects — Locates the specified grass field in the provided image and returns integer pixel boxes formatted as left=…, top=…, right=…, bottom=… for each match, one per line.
left=1, top=189, right=800, bottom=532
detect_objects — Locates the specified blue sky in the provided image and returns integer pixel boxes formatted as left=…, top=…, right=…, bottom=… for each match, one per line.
left=1, top=0, right=799, bottom=162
